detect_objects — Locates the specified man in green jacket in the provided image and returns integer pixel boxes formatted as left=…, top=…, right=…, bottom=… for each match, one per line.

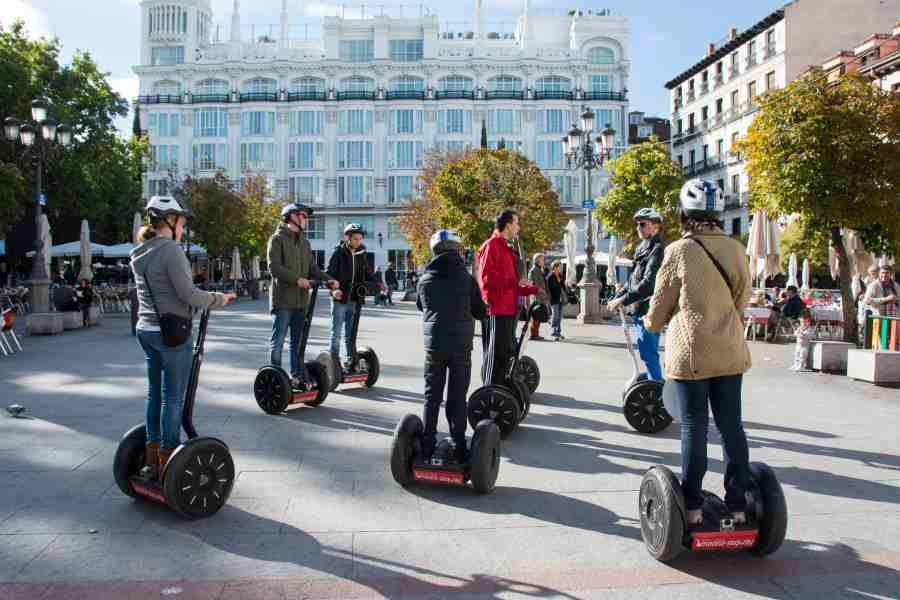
left=268, top=203, right=338, bottom=388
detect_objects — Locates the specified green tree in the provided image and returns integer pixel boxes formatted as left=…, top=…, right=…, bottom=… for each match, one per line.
left=0, top=161, right=26, bottom=234
left=238, top=174, right=282, bottom=260
left=596, top=137, right=684, bottom=251
left=182, top=172, right=246, bottom=260
left=778, top=218, right=831, bottom=282
left=430, top=149, right=567, bottom=256
left=736, top=73, right=900, bottom=342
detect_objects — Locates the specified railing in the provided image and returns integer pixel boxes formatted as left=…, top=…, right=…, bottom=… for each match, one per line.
left=192, top=93, right=231, bottom=104
left=674, top=98, right=683, bottom=111
left=138, top=94, right=183, bottom=105
left=240, top=92, right=278, bottom=102
left=724, top=194, right=742, bottom=210
left=485, top=90, right=524, bottom=100
left=583, top=90, right=627, bottom=101
left=386, top=90, right=425, bottom=100
left=288, top=91, right=327, bottom=101
left=694, top=157, right=724, bottom=176
left=337, top=91, right=377, bottom=101
left=864, top=315, right=900, bottom=351
left=435, top=90, right=474, bottom=100
left=534, top=90, right=574, bottom=101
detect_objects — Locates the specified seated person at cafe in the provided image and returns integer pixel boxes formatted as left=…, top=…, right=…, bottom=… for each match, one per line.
left=767, top=285, right=804, bottom=341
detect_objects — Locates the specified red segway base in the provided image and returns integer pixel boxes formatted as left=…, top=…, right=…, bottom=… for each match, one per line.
left=692, top=529, right=758, bottom=551
left=291, top=390, right=319, bottom=404
left=412, top=462, right=466, bottom=486
left=343, top=373, right=369, bottom=384
left=130, top=477, right=167, bottom=505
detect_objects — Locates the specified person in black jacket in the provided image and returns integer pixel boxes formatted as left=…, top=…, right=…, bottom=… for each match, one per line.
left=545, top=261, right=568, bottom=341
left=76, top=279, right=94, bottom=327
left=384, top=262, right=398, bottom=306
left=326, top=224, right=378, bottom=370
left=607, top=207, right=666, bottom=381
left=417, top=229, right=487, bottom=462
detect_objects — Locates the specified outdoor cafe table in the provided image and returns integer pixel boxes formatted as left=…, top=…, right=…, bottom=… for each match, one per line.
left=744, top=306, right=773, bottom=341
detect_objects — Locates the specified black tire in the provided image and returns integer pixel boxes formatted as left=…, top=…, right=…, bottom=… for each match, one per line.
left=390, top=414, right=423, bottom=486
left=623, top=380, right=672, bottom=434
left=469, top=419, right=501, bottom=494
left=467, top=386, right=520, bottom=439
left=113, top=424, right=146, bottom=498
left=749, top=462, right=788, bottom=557
left=358, top=346, right=380, bottom=388
left=316, top=351, right=339, bottom=392
left=516, top=355, right=541, bottom=394
left=509, top=378, right=531, bottom=423
left=303, top=362, right=329, bottom=406
left=254, top=366, right=291, bottom=414
left=163, top=437, right=235, bottom=520
left=638, top=466, right=685, bottom=562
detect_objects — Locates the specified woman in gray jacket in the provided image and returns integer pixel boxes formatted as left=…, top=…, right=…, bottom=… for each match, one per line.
left=130, top=196, right=234, bottom=478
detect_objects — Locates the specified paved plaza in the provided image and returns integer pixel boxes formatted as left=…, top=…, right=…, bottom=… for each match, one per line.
left=1, top=296, right=899, bottom=599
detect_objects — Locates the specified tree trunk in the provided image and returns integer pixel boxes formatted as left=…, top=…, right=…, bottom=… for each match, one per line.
left=830, top=227, right=858, bottom=345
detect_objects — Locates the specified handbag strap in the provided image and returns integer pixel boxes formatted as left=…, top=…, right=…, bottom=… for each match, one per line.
left=691, top=238, right=735, bottom=297
left=139, top=263, right=163, bottom=322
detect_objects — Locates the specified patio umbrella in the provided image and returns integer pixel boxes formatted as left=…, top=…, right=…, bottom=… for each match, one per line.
left=40, top=214, right=51, bottom=276
left=132, top=212, right=142, bottom=245
left=761, top=217, right=781, bottom=280
left=801, top=258, right=811, bottom=291
left=230, top=247, right=243, bottom=281
left=251, top=256, right=261, bottom=280
left=564, top=219, right=578, bottom=287
left=77, top=219, right=93, bottom=282
left=746, top=208, right=767, bottom=284
left=845, top=229, right=874, bottom=281
left=786, top=253, right=799, bottom=289
left=606, top=235, right=618, bottom=287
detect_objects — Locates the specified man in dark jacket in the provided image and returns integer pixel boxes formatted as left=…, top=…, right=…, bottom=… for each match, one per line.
left=268, top=203, right=337, bottom=388
left=384, top=262, right=398, bottom=306
left=417, top=229, right=487, bottom=461
left=327, top=223, right=378, bottom=370
left=607, top=207, right=665, bottom=381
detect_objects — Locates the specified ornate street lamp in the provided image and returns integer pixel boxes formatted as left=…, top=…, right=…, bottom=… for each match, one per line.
left=563, top=106, right=616, bottom=323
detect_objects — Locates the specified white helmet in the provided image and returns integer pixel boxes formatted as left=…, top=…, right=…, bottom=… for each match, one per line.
left=146, top=195, right=189, bottom=220
left=679, top=179, right=723, bottom=220
left=429, top=229, right=462, bottom=254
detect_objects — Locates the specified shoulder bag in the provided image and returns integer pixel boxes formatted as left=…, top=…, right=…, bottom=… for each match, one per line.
left=142, top=267, right=192, bottom=347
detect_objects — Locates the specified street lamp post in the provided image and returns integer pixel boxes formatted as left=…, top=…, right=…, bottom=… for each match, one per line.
left=4, top=98, right=73, bottom=333
left=562, top=107, right=616, bottom=324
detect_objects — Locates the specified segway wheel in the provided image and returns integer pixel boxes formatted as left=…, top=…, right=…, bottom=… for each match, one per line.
left=316, top=351, right=339, bottom=392
left=748, top=462, right=788, bottom=557
left=254, top=366, right=291, bottom=414
left=624, top=380, right=672, bottom=434
left=390, top=414, right=423, bottom=486
left=639, top=466, right=685, bottom=563
left=303, top=361, right=329, bottom=407
left=467, top=386, right=520, bottom=439
left=469, top=419, right=501, bottom=494
left=358, top=346, right=380, bottom=388
left=510, top=378, right=531, bottom=423
left=516, top=355, right=541, bottom=394
left=113, top=424, right=146, bottom=498
left=163, top=437, right=235, bottom=520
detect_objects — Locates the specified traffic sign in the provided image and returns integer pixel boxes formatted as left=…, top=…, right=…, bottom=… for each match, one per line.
left=582, top=199, right=595, bottom=209
left=38, top=193, right=47, bottom=206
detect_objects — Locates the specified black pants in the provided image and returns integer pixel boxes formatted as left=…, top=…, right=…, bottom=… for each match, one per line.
left=423, top=350, right=472, bottom=450
left=481, top=315, right=516, bottom=386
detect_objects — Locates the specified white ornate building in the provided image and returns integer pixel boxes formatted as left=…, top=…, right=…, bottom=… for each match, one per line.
left=134, top=1, right=630, bottom=272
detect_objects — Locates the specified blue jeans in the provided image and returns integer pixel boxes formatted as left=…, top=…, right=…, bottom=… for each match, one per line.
left=137, top=329, right=193, bottom=449
left=270, top=308, right=308, bottom=379
left=551, top=303, right=563, bottom=337
left=633, top=317, right=663, bottom=382
left=330, top=300, right=356, bottom=362
left=675, top=374, right=750, bottom=511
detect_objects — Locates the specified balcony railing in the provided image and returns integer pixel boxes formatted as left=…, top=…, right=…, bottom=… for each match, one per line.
left=436, top=90, right=475, bottom=100
left=288, top=91, right=327, bottom=101
left=138, top=94, right=183, bottom=105
left=583, top=90, right=627, bottom=101
left=485, top=90, right=524, bottom=100
left=192, top=93, right=231, bottom=104
left=240, top=92, right=278, bottom=102
left=386, top=90, right=426, bottom=100
left=674, top=98, right=683, bottom=111
left=693, top=157, right=724, bottom=176
left=534, top=90, right=574, bottom=100
left=337, top=91, right=377, bottom=101
left=724, top=194, right=742, bottom=211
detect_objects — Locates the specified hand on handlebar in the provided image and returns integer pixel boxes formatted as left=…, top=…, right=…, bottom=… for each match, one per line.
left=296, top=278, right=311, bottom=289
left=326, top=280, right=340, bottom=290
left=222, top=293, right=237, bottom=306
left=333, top=290, right=344, bottom=301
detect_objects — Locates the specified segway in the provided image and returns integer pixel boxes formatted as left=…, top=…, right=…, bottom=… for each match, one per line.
left=619, top=308, right=672, bottom=434
left=253, top=282, right=329, bottom=414
left=316, top=283, right=379, bottom=392
left=390, top=414, right=501, bottom=494
left=113, top=309, right=235, bottom=519
left=639, top=463, right=788, bottom=562
left=467, top=302, right=548, bottom=438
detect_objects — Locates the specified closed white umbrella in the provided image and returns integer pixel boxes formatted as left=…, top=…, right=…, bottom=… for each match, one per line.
left=40, top=214, right=52, bottom=276
left=252, top=256, right=261, bottom=279
left=746, top=208, right=767, bottom=283
left=564, top=219, right=578, bottom=287
left=606, top=235, right=618, bottom=287
left=230, top=247, right=243, bottom=281
left=78, top=219, right=93, bottom=282
left=132, top=212, right=142, bottom=245
left=786, top=253, right=799, bottom=289
left=762, top=217, right=781, bottom=280
left=801, top=258, right=811, bottom=291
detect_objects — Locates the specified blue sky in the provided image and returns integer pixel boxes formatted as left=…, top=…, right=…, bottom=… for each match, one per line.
left=2, top=0, right=785, bottom=134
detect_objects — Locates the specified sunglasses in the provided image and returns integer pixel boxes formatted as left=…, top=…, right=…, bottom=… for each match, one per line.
left=636, top=222, right=652, bottom=229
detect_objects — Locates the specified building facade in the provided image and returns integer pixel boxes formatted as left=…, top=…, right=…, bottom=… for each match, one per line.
left=821, top=22, right=900, bottom=93
left=627, top=111, right=670, bottom=145
left=134, top=1, right=630, bottom=273
left=664, top=0, right=900, bottom=237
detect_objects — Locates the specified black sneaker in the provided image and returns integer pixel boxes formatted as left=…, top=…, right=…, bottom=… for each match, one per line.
left=453, top=445, right=469, bottom=465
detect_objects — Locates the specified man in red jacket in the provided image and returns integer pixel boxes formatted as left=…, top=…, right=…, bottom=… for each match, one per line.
left=477, top=209, right=539, bottom=385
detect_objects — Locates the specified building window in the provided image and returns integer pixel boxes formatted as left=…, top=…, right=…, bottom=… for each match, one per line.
left=677, top=155, right=683, bottom=167
left=195, top=78, right=229, bottom=95
left=588, top=46, right=615, bottom=64
left=732, top=217, right=741, bottom=236
left=537, top=109, right=570, bottom=134
left=730, top=89, right=739, bottom=108
left=701, top=106, right=709, bottom=122
left=289, top=111, right=323, bottom=136
left=550, top=175, right=573, bottom=205
left=731, top=132, right=740, bottom=151
left=338, top=110, right=373, bottom=135
left=152, top=80, right=182, bottom=96
left=337, top=141, right=374, bottom=169
left=304, top=214, right=324, bottom=238
left=390, top=76, right=424, bottom=92
left=339, top=76, right=375, bottom=93
left=389, top=39, right=423, bottom=62
left=590, top=75, right=612, bottom=94
left=192, top=143, right=227, bottom=170
left=387, top=141, right=423, bottom=169
left=716, top=98, right=724, bottom=114
left=766, top=29, right=776, bottom=51
left=731, top=173, right=740, bottom=194
left=240, top=143, right=276, bottom=170
left=688, top=113, right=695, bottom=130
left=387, top=220, right=406, bottom=239
left=388, top=175, right=416, bottom=204
left=193, top=108, right=228, bottom=137
left=676, top=119, right=683, bottom=135
left=765, top=71, right=776, bottom=91
left=289, top=177, right=322, bottom=206
left=337, top=177, right=374, bottom=204
left=748, top=80, right=757, bottom=100
left=241, top=111, right=275, bottom=136
left=437, top=109, right=471, bottom=134
left=390, top=109, right=422, bottom=134
left=689, top=149, right=696, bottom=166
left=535, top=76, right=571, bottom=92
left=487, top=140, right=523, bottom=152
left=638, top=125, right=652, bottom=138
left=716, top=139, right=724, bottom=159
left=150, top=144, right=179, bottom=171
left=439, top=76, right=473, bottom=92
left=487, top=109, right=522, bottom=134
left=148, top=113, right=180, bottom=138
left=291, top=77, right=325, bottom=94
left=535, top=140, right=564, bottom=169
left=242, top=78, right=277, bottom=94
left=288, top=142, right=324, bottom=170
left=339, top=39, right=374, bottom=62
left=151, top=46, right=184, bottom=66
left=487, top=76, right=522, bottom=92
left=730, top=51, right=739, bottom=72
left=435, top=140, right=470, bottom=154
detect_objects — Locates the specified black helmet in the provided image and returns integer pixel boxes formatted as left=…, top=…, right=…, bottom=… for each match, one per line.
left=281, top=203, right=313, bottom=221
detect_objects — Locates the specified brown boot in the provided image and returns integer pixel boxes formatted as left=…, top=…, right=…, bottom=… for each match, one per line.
left=139, top=442, right=160, bottom=480
left=158, top=447, right=175, bottom=478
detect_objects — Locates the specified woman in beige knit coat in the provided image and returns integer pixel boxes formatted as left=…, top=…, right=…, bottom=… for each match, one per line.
left=643, top=179, right=753, bottom=527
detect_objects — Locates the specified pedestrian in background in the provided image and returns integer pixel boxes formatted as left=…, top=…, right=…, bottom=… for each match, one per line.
left=864, top=264, right=898, bottom=317
left=384, top=262, right=398, bottom=306
left=546, top=260, right=568, bottom=341
left=528, top=253, right=550, bottom=341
